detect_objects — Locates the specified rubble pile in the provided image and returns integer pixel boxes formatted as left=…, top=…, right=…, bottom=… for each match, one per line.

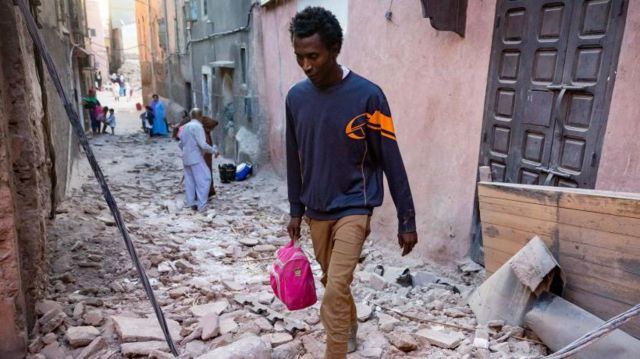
left=28, top=123, right=548, bottom=358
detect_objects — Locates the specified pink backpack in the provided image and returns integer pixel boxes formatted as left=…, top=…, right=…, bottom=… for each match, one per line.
left=270, top=240, right=317, bottom=311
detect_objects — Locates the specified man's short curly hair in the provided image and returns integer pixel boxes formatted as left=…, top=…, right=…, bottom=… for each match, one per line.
left=289, top=7, right=343, bottom=52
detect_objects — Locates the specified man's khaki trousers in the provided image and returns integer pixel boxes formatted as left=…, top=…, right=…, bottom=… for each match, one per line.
left=308, top=215, right=371, bottom=359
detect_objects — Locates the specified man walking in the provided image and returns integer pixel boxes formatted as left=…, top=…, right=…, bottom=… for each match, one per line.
left=285, top=7, right=418, bottom=358
left=179, top=108, right=219, bottom=212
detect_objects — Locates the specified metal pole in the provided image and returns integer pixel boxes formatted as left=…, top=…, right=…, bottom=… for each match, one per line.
left=147, top=0, right=157, bottom=94
left=162, top=0, right=172, bottom=100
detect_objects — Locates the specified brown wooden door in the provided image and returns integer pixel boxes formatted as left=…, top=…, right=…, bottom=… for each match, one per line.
left=479, top=0, right=628, bottom=188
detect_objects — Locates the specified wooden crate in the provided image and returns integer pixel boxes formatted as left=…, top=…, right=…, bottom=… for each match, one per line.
left=478, top=182, right=640, bottom=338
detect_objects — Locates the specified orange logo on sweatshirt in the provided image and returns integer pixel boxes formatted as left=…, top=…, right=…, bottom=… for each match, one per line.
left=345, top=111, right=396, bottom=141
left=345, top=113, right=368, bottom=140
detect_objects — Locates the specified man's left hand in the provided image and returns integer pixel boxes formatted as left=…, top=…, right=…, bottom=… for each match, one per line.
left=398, top=232, right=418, bottom=256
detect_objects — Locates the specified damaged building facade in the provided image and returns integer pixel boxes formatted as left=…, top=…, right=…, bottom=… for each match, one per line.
left=0, top=0, right=93, bottom=356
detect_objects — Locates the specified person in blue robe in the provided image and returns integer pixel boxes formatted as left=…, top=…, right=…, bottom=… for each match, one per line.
left=150, top=94, right=169, bottom=136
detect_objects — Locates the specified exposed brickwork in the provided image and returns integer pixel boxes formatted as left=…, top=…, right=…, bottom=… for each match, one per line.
left=0, top=6, right=28, bottom=356
left=0, top=3, right=80, bottom=357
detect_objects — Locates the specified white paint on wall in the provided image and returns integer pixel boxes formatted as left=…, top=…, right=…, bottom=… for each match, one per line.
left=297, top=0, right=349, bottom=34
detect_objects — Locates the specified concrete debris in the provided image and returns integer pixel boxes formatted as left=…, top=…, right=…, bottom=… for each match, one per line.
left=219, top=316, right=239, bottom=335
left=376, top=312, right=400, bottom=332
left=239, top=237, right=259, bottom=247
left=458, top=258, right=484, bottom=273
left=222, top=279, right=244, bottom=291
left=121, top=341, right=169, bottom=357
left=185, top=340, right=209, bottom=357
left=39, top=342, right=66, bottom=359
left=83, top=309, right=104, bottom=326
left=38, top=308, right=67, bottom=334
left=191, top=299, right=229, bottom=317
left=264, top=332, right=294, bottom=347
left=65, top=326, right=100, bottom=347
left=111, top=316, right=182, bottom=342
left=415, top=328, right=464, bottom=349
left=473, top=328, right=490, bottom=349
left=387, top=332, right=418, bottom=352
left=35, top=300, right=63, bottom=316
left=360, top=347, right=383, bottom=358
left=148, top=349, right=176, bottom=359
left=468, top=236, right=563, bottom=326
left=356, top=302, right=373, bottom=322
left=200, top=313, right=220, bottom=340
left=41, top=333, right=57, bottom=345
left=490, top=341, right=510, bottom=353
left=75, top=337, right=107, bottom=359
left=526, top=293, right=640, bottom=359
left=196, top=334, right=271, bottom=359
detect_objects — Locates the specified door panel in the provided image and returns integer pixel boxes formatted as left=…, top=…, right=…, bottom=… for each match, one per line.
left=480, top=0, right=627, bottom=188
left=548, top=0, right=627, bottom=187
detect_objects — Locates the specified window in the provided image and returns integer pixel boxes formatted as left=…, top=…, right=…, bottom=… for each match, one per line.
left=244, top=97, right=252, bottom=122
left=240, top=47, right=247, bottom=85
left=186, top=0, right=199, bottom=22
left=202, top=74, right=209, bottom=114
left=202, top=0, right=208, bottom=17
left=158, top=19, right=167, bottom=50
left=89, top=28, right=96, bottom=37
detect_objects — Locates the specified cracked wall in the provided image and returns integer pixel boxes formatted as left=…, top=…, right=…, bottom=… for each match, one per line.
left=0, top=2, right=80, bottom=357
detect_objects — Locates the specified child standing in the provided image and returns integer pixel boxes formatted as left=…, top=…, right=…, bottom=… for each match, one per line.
left=98, top=106, right=109, bottom=134
left=107, top=108, right=116, bottom=135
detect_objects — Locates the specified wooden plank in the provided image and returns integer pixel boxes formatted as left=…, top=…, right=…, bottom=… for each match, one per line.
left=559, top=192, right=640, bottom=219
left=559, top=255, right=640, bottom=302
left=559, top=224, right=640, bottom=257
left=563, top=270, right=639, bottom=306
left=483, top=224, right=553, bottom=254
left=558, top=208, right=640, bottom=238
left=478, top=183, right=560, bottom=206
left=564, top=286, right=640, bottom=339
left=484, top=247, right=513, bottom=274
left=479, top=196, right=558, bottom=222
left=480, top=210, right=557, bottom=236
left=560, top=237, right=640, bottom=276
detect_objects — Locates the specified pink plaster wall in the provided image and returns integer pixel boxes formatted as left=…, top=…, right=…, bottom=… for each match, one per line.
left=258, top=1, right=496, bottom=262
left=596, top=1, right=640, bottom=192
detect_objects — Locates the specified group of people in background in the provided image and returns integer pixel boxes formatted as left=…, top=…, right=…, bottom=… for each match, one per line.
left=110, top=73, right=133, bottom=102
left=82, top=89, right=117, bottom=135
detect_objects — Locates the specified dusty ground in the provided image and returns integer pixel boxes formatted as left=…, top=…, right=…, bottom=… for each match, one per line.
left=27, top=92, right=548, bottom=358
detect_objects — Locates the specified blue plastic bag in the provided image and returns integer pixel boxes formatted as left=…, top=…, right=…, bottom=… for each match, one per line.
left=235, top=162, right=253, bottom=181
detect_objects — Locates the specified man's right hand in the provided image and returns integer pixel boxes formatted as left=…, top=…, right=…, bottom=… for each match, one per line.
left=287, top=217, right=302, bottom=241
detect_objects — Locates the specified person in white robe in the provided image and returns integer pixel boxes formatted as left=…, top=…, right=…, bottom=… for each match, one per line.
left=179, top=108, right=219, bottom=211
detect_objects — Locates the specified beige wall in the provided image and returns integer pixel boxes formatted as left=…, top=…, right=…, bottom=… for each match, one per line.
left=597, top=1, right=640, bottom=192
left=86, top=0, right=109, bottom=77
left=259, top=1, right=496, bottom=262
left=135, top=0, right=166, bottom=101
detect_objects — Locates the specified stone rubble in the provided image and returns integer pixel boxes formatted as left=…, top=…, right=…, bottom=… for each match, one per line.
left=27, top=118, right=549, bottom=358
left=65, top=326, right=100, bottom=347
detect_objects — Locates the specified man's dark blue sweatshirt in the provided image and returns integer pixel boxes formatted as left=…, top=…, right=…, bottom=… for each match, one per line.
left=286, top=71, right=416, bottom=233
